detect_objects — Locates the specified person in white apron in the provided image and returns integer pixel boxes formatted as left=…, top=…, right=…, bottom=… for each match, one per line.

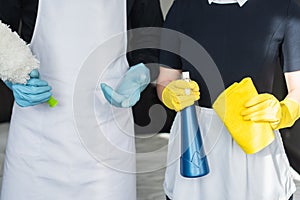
left=0, top=0, right=163, bottom=199
left=156, top=0, right=300, bottom=199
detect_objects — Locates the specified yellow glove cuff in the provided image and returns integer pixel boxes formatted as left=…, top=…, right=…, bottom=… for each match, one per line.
left=274, top=98, right=300, bottom=130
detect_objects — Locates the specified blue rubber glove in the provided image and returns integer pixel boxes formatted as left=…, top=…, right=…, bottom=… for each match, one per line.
left=101, top=63, right=150, bottom=108
left=5, top=69, right=52, bottom=107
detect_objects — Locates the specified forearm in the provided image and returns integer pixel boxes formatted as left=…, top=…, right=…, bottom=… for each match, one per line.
left=285, top=71, right=300, bottom=103
left=286, top=89, right=300, bottom=103
left=156, top=67, right=181, bottom=101
left=157, top=80, right=170, bottom=102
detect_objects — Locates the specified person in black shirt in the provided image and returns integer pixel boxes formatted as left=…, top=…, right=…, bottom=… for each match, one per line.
left=157, top=0, right=300, bottom=199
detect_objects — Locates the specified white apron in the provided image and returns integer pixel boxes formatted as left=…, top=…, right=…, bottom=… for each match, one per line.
left=1, top=1, right=136, bottom=200
left=164, top=107, right=296, bottom=200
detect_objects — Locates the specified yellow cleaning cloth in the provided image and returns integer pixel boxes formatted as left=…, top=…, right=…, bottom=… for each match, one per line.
left=212, top=77, right=274, bottom=154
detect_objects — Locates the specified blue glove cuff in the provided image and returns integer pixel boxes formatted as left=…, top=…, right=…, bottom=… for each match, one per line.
left=4, top=81, right=13, bottom=90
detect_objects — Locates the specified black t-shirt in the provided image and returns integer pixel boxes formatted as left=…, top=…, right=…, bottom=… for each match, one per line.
left=160, top=0, right=300, bottom=107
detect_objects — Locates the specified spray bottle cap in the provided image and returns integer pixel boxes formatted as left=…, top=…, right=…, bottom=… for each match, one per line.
left=182, top=71, right=190, bottom=80
left=182, top=72, right=191, bottom=95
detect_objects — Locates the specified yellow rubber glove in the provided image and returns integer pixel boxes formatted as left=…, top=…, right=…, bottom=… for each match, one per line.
left=162, top=80, right=200, bottom=112
left=212, top=77, right=274, bottom=154
left=241, top=94, right=300, bottom=130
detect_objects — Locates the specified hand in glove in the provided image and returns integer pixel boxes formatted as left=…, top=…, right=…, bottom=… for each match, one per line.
left=162, top=79, right=200, bottom=112
left=5, top=69, right=52, bottom=107
left=241, top=93, right=300, bottom=130
left=101, top=63, right=150, bottom=108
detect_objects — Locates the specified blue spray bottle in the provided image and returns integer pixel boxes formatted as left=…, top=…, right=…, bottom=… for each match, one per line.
left=180, top=72, right=210, bottom=178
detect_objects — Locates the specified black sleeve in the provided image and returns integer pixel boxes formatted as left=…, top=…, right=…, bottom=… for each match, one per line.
left=0, top=0, right=22, bottom=33
left=127, top=0, right=164, bottom=81
left=282, top=0, right=300, bottom=72
left=0, top=0, right=38, bottom=43
left=0, top=0, right=20, bottom=122
left=20, top=0, right=38, bottom=43
left=159, top=0, right=184, bottom=70
left=0, top=0, right=38, bottom=122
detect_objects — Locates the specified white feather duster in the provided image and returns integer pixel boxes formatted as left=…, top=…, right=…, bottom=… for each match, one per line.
left=0, top=20, right=39, bottom=84
left=0, top=21, right=57, bottom=107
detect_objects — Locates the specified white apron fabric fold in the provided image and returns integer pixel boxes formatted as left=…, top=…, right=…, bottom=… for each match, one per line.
left=1, top=1, right=136, bottom=200
left=164, top=106, right=296, bottom=200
